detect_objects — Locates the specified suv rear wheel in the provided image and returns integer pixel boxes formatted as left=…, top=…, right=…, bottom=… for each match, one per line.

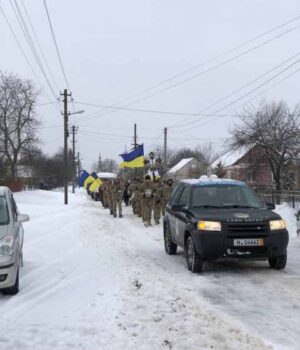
left=164, top=223, right=177, bottom=255
left=268, top=253, right=287, bottom=270
left=185, top=236, right=203, bottom=273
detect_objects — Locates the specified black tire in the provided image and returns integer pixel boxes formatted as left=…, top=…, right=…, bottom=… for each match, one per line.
left=164, top=223, right=177, bottom=255
left=2, top=269, right=19, bottom=295
left=268, top=254, right=287, bottom=270
left=185, top=236, right=203, bottom=273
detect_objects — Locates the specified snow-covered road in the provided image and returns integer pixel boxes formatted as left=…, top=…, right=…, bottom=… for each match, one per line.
left=0, top=190, right=299, bottom=350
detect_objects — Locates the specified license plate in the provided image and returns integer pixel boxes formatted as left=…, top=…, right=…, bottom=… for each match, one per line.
left=233, top=238, right=264, bottom=247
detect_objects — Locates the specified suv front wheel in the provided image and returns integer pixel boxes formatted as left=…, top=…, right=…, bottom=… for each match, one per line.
left=185, top=236, right=203, bottom=273
left=268, top=253, right=287, bottom=270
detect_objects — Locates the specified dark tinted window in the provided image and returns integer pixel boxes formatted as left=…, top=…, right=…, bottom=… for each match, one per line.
left=191, top=184, right=262, bottom=208
left=178, top=186, right=190, bottom=206
left=0, top=197, right=9, bottom=225
left=169, top=183, right=184, bottom=205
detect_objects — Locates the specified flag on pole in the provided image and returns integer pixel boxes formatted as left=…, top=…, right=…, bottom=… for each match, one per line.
left=119, top=144, right=144, bottom=168
left=79, top=170, right=89, bottom=187
left=89, top=178, right=103, bottom=192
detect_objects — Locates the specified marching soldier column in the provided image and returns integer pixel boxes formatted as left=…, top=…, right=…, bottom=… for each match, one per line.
left=81, top=151, right=174, bottom=226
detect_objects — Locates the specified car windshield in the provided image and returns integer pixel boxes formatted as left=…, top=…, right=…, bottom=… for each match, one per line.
left=191, top=184, right=263, bottom=209
left=0, top=196, right=9, bottom=225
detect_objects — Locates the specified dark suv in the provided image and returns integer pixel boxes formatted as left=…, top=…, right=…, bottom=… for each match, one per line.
left=163, top=178, right=289, bottom=273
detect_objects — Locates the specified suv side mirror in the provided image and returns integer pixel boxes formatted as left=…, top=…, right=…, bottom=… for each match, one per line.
left=172, top=204, right=186, bottom=212
left=17, top=214, right=30, bottom=223
left=265, top=202, right=275, bottom=210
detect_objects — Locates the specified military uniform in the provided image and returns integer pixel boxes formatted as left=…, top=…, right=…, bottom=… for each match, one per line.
left=162, top=180, right=173, bottom=216
left=128, top=182, right=138, bottom=215
left=108, top=182, right=113, bottom=215
left=135, top=181, right=142, bottom=218
left=153, top=181, right=162, bottom=224
left=102, top=181, right=110, bottom=209
left=111, top=181, right=124, bottom=218
left=140, top=179, right=154, bottom=226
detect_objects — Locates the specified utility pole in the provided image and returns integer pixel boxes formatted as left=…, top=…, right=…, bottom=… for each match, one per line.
left=71, top=125, right=78, bottom=194
left=77, top=152, right=81, bottom=181
left=61, top=89, right=71, bottom=205
left=134, top=123, right=137, bottom=149
left=164, top=127, right=167, bottom=171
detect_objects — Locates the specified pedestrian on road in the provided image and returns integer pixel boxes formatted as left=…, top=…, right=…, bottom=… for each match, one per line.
left=162, top=178, right=173, bottom=216
left=111, top=179, right=124, bottom=218
left=140, top=175, right=154, bottom=227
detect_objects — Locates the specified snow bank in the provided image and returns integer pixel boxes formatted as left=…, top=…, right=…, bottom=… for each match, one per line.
left=275, top=203, right=297, bottom=238
left=1, top=190, right=299, bottom=349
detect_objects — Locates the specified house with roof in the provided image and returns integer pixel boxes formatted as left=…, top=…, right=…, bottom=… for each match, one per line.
left=167, top=158, right=202, bottom=180
left=211, top=145, right=273, bottom=189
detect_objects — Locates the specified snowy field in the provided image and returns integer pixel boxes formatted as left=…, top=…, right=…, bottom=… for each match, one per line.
left=0, top=189, right=299, bottom=350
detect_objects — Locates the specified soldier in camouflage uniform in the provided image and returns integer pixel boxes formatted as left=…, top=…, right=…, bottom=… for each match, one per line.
left=140, top=175, right=154, bottom=226
left=102, top=180, right=110, bottom=209
left=128, top=179, right=138, bottom=215
left=162, top=178, right=173, bottom=216
left=107, top=181, right=114, bottom=215
left=111, top=179, right=124, bottom=218
left=153, top=178, right=163, bottom=224
left=135, top=179, right=142, bottom=218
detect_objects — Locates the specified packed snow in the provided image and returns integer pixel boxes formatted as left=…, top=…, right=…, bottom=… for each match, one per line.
left=0, top=189, right=299, bottom=350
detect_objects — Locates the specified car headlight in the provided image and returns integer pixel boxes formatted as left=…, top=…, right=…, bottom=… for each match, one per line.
left=197, top=221, right=221, bottom=231
left=269, top=220, right=286, bottom=231
left=0, top=235, right=15, bottom=256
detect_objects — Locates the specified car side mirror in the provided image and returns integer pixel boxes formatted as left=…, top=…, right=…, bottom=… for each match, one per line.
left=265, top=202, right=275, bottom=210
left=172, top=204, right=187, bottom=212
left=17, top=214, right=30, bottom=223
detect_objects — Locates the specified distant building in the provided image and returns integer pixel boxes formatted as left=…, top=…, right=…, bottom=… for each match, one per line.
left=167, top=158, right=202, bottom=180
left=97, top=172, right=117, bottom=180
left=211, top=145, right=273, bottom=189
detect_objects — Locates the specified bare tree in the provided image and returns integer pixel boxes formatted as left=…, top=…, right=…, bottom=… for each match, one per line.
left=230, top=101, right=300, bottom=191
left=0, top=72, right=40, bottom=179
left=92, top=157, right=118, bottom=173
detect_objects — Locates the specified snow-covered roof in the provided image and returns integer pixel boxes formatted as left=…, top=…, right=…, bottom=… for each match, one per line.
left=167, top=158, right=194, bottom=174
left=181, top=178, right=245, bottom=186
left=97, top=172, right=117, bottom=179
left=211, top=147, right=249, bottom=168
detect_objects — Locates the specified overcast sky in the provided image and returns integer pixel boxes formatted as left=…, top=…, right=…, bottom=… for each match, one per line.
left=1, top=0, right=300, bottom=170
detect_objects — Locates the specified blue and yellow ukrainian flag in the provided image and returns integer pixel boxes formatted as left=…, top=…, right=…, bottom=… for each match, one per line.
left=79, top=170, right=89, bottom=187
left=119, top=144, right=144, bottom=168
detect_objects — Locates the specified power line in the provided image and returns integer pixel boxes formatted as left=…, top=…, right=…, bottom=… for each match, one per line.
left=119, top=24, right=300, bottom=108
left=20, top=0, right=60, bottom=91
left=175, top=57, right=300, bottom=131
left=77, top=14, right=300, bottom=121
left=75, top=51, right=300, bottom=124
left=169, top=50, right=300, bottom=128
left=9, top=0, right=58, bottom=101
left=76, top=19, right=300, bottom=123
left=42, top=0, right=71, bottom=91
left=0, top=3, right=53, bottom=103
left=119, top=14, right=300, bottom=103
left=74, top=101, right=243, bottom=119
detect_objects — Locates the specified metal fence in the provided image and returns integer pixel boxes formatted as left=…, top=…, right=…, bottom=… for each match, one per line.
left=255, top=189, right=300, bottom=209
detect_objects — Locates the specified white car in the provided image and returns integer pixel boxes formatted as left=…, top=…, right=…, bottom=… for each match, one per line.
left=0, top=186, right=29, bottom=295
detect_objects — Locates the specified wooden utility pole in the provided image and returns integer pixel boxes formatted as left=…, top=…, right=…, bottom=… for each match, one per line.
left=61, top=89, right=71, bottom=205
left=71, top=125, right=77, bottom=194
left=77, top=152, right=81, bottom=180
left=134, top=123, right=137, bottom=149
left=164, top=127, right=167, bottom=171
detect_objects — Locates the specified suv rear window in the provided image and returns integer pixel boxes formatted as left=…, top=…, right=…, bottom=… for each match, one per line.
left=0, top=196, right=9, bottom=225
left=191, top=184, right=262, bottom=208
